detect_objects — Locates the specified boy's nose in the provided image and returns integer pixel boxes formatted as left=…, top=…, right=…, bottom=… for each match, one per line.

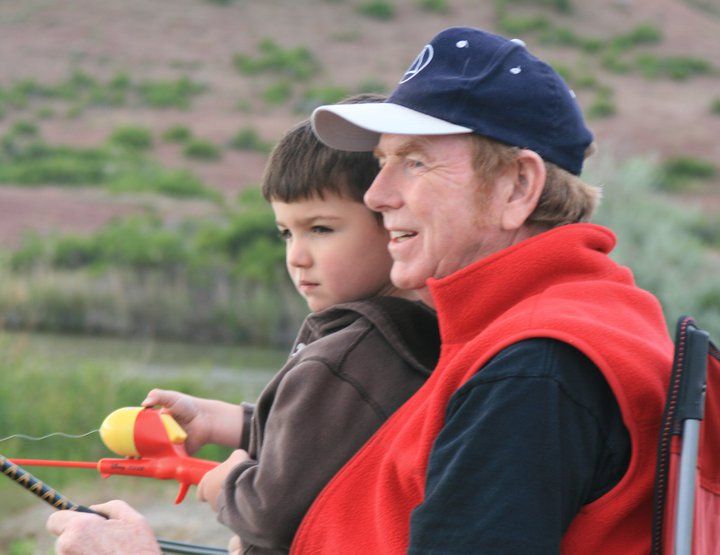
left=287, top=239, right=312, bottom=268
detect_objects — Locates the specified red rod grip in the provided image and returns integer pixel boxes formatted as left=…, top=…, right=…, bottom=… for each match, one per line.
left=8, top=459, right=99, bottom=470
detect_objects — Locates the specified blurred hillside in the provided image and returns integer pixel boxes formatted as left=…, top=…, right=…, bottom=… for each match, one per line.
left=0, top=0, right=718, bottom=343
left=0, top=0, right=718, bottom=245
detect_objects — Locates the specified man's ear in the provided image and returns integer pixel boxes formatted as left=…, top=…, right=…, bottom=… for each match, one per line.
left=499, top=149, right=546, bottom=231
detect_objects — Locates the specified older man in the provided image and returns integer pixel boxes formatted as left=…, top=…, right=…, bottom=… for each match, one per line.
left=48, top=27, right=672, bottom=554
left=291, top=27, right=672, bottom=554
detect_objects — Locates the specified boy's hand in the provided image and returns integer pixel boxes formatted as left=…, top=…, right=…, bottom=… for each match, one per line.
left=197, top=449, right=251, bottom=512
left=142, top=389, right=209, bottom=454
left=142, top=389, right=246, bottom=453
left=47, top=500, right=160, bottom=555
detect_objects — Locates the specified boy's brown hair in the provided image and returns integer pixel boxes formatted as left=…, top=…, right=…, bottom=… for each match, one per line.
left=262, top=94, right=386, bottom=203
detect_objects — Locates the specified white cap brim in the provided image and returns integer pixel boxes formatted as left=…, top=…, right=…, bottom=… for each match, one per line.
left=311, top=103, right=472, bottom=151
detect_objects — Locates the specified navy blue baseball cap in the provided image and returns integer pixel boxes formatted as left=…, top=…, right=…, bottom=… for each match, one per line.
left=312, top=27, right=594, bottom=175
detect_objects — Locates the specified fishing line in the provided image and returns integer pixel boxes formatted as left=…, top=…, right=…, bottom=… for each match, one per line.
left=0, top=429, right=99, bottom=443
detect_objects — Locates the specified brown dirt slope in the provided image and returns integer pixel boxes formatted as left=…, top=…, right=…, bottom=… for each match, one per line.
left=0, top=0, right=718, bottom=247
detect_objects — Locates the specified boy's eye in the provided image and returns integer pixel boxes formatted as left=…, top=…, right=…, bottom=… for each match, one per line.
left=311, top=225, right=333, bottom=235
left=277, top=229, right=291, bottom=241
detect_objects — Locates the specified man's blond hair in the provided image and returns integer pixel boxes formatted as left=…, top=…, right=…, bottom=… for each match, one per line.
left=469, top=135, right=601, bottom=228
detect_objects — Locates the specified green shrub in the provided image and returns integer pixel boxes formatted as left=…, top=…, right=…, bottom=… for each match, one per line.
left=635, top=54, right=712, bottom=80
left=357, top=0, right=396, bottom=20
left=357, top=78, right=387, bottom=94
left=66, top=70, right=96, bottom=90
left=495, top=0, right=571, bottom=15
left=109, top=72, right=131, bottom=90
left=87, top=84, right=126, bottom=107
left=236, top=99, right=253, bottom=113
left=263, top=81, right=293, bottom=104
left=8, top=203, right=288, bottom=295
left=66, top=104, right=84, bottom=118
left=417, top=0, right=450, bottom=13
left=689, top=216, right=720, bottom=248
left=574, top=74, right=599, bottom=89
left=0, top=147, right=110, bottom=185
left=10, top=120, right=39, bottom=136
left=161, top=124, right=193, bottom=143
left=296, top=86, right=349, bottom=113
left=230, top=127, right=272, bottom=153
left=0, top=136, right=218, bottom=199
left=497, top=13, right=550, bottom=35
left=591, top=157, right=720, bottom=338
left=182, top=138, right=222, bottom=161
left=108, top=125, right=153, bottom=151
left=711, top=98, right=720, bottom=115
left=6, top=79, right=47, bottom=106
left=539, top=27, right=603, bottom=52
left=0, top=202, right=304, bottom=343
left=108, top=167, right=221, bottom=200
left=600, top=47, right=633, bottom=74
left=35, top=107, right=55, bottom=119
left=6, top=538, right=36, bottom=555
left=549, top=63, right=573, bottom=82
left=663, top=157, right=717, bottom=179
left=552, top=0, right=572, bottom=12
left=331, top=30, right=362, bottom=42
left=657, top=156, right=717, bottom=191
left=587, top=88, right=616, bottom=119
left=137, top=76, right=206, bottom=108
left=233, top=39, right=320, bottom=80
left=609, top=23, right=662, bottom=51
left=0, top=71, right=206, bottom=114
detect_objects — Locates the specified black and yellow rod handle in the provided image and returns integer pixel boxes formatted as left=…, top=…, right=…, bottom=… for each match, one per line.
left=0, top=454, right=103, bottom=515
left=0, top=455, right=227, bottom=554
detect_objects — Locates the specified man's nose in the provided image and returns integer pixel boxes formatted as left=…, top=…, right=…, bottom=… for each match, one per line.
left=364, top=163, right=401, bottom=212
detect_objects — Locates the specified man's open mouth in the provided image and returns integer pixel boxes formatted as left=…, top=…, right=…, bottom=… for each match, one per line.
left=390, top=230, right=417, bottom=243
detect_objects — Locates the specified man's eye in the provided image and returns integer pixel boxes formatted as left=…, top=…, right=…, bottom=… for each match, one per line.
left=277, top=229, right=291, bottom=241
left=311, top=226, right=333, bottom=234
left=407, top=159, right=425, bottom=170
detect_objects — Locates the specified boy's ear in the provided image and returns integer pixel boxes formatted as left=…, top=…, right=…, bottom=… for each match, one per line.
left=499, top=149, right=546, bottom=231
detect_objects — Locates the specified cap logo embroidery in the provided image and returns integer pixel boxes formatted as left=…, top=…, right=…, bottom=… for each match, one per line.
left=399, top=44, right=434, bottom=84
left=510, top=66, right=522, bottom=75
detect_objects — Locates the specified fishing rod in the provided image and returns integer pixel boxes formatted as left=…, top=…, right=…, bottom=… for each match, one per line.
left=0, top=455, right=227, bottom=554
left=2, top=407, right=229, bottom=554
left=9, top=407, right=219, bottom=504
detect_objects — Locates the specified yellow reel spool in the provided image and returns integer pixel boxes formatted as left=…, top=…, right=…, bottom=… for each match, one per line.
left=99, top=407, right=187, bottom=456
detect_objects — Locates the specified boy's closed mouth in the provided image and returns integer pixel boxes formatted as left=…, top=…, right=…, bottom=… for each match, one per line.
left=298, top=280, right=319, bottom=293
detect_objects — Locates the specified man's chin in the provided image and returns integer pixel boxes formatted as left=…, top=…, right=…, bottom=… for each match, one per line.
left=390, top=266, right=427, bottom=293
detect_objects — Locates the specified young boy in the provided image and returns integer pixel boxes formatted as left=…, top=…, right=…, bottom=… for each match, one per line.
left=142, top=96, right=439, bottom=554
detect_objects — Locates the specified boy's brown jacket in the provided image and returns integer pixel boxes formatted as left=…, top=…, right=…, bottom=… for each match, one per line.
left=216, top=296, right=439, bottom=554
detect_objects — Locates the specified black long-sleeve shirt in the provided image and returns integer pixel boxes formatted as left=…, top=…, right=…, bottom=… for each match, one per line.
left=408, top=338, right=631, bottom=554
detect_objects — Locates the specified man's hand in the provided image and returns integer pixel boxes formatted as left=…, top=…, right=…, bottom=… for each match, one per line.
left=47, top=500, right=160, bottom=555
left=228, top=534, right=243, bottom=555
left=197, top=449, right=251, bottom=512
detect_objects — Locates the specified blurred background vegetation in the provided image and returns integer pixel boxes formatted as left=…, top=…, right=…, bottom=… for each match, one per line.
left=0, top=0, right=718, bottom=551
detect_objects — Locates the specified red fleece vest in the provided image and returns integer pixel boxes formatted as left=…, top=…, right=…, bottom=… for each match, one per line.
left=291, top=224, right=672, bottom=554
